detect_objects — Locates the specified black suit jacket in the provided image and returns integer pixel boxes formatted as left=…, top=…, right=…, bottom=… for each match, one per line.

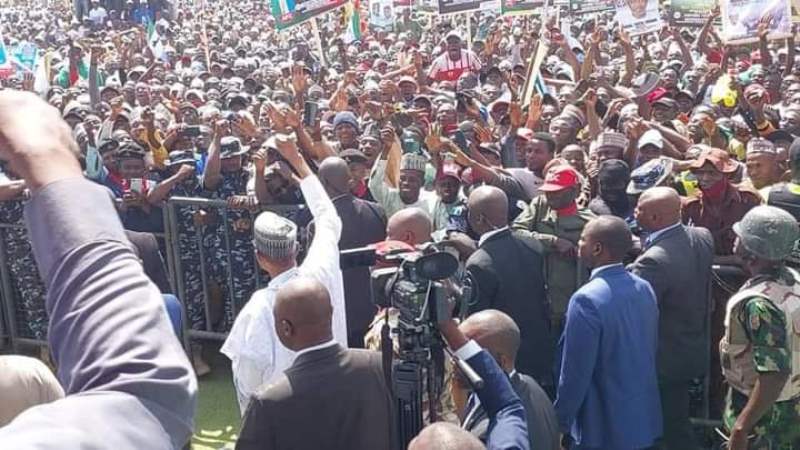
left=628, top=224, right=714, bottom=380
left=464, top=371, right=560, bottom=450
left=124, top=230, right=171, bottom=294
left=237, top=344, right=395, bottom=450
left=333, top=194, right=387, bottom=343
left=466, top=228, right=553, bottom=386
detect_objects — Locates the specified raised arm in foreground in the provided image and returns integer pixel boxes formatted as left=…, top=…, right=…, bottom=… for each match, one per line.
left=0, top=91, right=197, bottom=450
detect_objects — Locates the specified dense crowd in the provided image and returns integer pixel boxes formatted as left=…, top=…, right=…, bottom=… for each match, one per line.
left=2, top=0, right=800, bottom=449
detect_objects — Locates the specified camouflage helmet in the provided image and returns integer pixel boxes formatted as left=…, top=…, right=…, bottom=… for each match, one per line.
left=733, top=206, right=800, bottom=261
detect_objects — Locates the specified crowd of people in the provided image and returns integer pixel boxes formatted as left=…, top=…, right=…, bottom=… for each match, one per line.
left=2, top=0, right=800, bottom=448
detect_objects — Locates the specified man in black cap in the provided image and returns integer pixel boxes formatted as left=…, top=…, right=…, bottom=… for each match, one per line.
left=340, top=148, right=375, bottom=201
left=589, top=159, right=633, bottom=221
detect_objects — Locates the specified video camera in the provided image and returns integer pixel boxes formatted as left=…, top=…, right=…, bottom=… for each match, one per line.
left=341, top=242, right=481, bottom=449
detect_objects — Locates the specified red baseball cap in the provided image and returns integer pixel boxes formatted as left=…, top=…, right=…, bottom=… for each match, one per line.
left=539, top=165, right=579, bottom=192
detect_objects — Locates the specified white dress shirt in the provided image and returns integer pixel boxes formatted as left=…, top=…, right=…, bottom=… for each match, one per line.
left=220, top=175, right=347, bottom=414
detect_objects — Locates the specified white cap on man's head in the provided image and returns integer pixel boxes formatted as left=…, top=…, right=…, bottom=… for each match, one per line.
left=253, top=211, right=298, bottom=259
left=638, top=129, right=663, bottom=150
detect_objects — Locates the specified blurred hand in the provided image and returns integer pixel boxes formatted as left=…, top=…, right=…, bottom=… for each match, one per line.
left=176, top=164, right=195, bottom=181
left=0, top=90, right=82, bottom=190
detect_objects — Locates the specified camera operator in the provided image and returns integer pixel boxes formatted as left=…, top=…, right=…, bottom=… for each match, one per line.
left=364, top=207, right=460, bottom=423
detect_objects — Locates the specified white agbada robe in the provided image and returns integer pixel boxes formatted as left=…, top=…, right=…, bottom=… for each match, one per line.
left=221, top=175, right=348, bottom=414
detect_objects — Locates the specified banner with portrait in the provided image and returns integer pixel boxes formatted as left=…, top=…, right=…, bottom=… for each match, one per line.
left=501, top=0, right=545, bottom=15
left=720, top=0, right=791, bottom=43
left=614, top=0, right=662, bottom=35
left=369, top=0, right=395, bottom=28
left=669, top=0, right=716, bottom=26
left=270, top=0, right=349, bottom=30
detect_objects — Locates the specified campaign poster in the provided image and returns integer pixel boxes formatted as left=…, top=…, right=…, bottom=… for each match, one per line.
left=720, top=0, right=791, bottom=43
left=437, top=0, right=497, bottom=15
left=369, top=0, right=394, bottom=29
left=501, top=0, right=544, bottom=15
left=270, top=0, right=349, bottom=30
left=669, top=0, right=715, bottom=26
left=569, top=0, right=614, bottom=14
left=615, top=0, right=662, bottom=35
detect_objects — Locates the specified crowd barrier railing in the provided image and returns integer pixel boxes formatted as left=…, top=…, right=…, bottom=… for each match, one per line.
left=0, top=197, right=306, bottom=353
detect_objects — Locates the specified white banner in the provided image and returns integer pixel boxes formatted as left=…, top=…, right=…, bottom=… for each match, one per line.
left=721, top=0, right=792, bottom=43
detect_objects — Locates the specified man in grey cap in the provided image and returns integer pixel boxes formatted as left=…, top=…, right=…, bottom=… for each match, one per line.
left=221, top=136, right=348, bottom=414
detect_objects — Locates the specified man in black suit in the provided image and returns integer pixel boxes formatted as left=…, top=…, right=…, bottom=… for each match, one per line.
left=465, top=185, right=554, bottom=391
left=458, top=310, right=559, bottom=450
left=237, top=276, right=394, bottom=450
left=628, top=187, right=714, bottom=450
left=318, top=156, right=387, bottom=347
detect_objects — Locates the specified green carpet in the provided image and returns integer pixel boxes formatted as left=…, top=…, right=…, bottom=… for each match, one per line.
left=191, top=343, right=239, bottom=450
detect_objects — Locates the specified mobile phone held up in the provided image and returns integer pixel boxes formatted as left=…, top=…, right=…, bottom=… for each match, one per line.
left=303, top=101, right=319, bottom=127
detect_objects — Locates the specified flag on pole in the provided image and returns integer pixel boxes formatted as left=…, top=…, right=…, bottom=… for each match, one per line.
left=342, top=0, right=362, bottom=43
left=145, top=17, right=165, bottom=60
left=521, top=40, right=549, bottom=106
left=0, top=28, right=9, bottom=67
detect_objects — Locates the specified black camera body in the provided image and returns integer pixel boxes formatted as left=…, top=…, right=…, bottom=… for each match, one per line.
left=369, top=246, right=467, bottom=362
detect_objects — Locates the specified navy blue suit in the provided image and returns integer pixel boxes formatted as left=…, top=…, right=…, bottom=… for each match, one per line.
left=466, top=348, right=530, bottom=450
left=554, top=264, right=662, bottom=449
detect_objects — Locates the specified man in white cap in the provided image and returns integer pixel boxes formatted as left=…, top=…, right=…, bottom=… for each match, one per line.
left=221, top=136, right=348, bottom=414
left=369, top=150, right=438, bottom=220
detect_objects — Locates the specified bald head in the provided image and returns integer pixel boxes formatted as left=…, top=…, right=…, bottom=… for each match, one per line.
left=318, top=156, right=352, bottom=197
left=408, top=422, right=485, bottom=450
left=387, top=208, right=432, bottom=246
left=635, top=187, right=681, bottom=232
left=467, top=185, right=508, bottom=235
left=460, top=310, right=520, bottom=372
left=581, top=215, right=633, bottom=266
left=274, top=277, right=333, bottom=351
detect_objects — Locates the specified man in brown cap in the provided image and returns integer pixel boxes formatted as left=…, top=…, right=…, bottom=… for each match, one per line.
left=682, top=147, right=761, bottom=261
left=681, top=146, right=761, bottom=417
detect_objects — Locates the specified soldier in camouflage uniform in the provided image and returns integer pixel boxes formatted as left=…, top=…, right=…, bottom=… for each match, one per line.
left=720, top=205, right=800, bottom=450
left=0, top=193, right=47, bottom=341
left=202, top=135, right=257, bottom=331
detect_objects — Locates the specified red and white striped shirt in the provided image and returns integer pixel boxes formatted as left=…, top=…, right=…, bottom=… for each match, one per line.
left=427, top=50, right=482, bottom=82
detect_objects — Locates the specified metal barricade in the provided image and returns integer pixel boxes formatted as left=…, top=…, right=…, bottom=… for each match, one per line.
left=0, top=195, right=305, bottom=353
left=0, top=211, right=48, bottom=351
left=163, top=197, right=306, bottom=345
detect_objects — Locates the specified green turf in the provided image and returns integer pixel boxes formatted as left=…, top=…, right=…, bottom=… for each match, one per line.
left=191, top=343, right=239, bottom=450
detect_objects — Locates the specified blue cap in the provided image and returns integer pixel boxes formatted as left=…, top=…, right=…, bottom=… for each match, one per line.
left=333, top=111, right=360, bottom=132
